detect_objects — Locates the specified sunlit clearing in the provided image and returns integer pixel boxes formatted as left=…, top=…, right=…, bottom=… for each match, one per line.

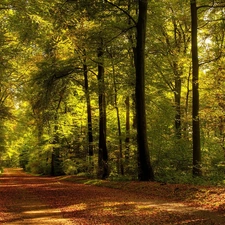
left=62, top=203, right=87, bottom=212
left=24, top=209, right=59, bottom=214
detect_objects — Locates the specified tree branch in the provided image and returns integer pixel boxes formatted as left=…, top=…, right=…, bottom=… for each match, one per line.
left=54, top=67, right=82, bottom=79
left=105, top=0, right=137, bottom=26
left=106, top=25, right=136, bottom=44
left=0, top=7, right=10, bottom=10
left=204, top=18, right=225, bottom=22
left=199, top=54, right=223, bottom=66
left=197, top=1, right=225, bottom=10
left=153, top=61, right=175, bottom=91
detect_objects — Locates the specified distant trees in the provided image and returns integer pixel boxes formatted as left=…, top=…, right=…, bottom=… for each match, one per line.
left=0, top=4, right=19, bottom=166
left=0, top=0, right=225, bottom=183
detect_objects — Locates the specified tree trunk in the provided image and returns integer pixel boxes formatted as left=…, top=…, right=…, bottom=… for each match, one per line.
left=184, top=65, right=192, bottom=138
left=115, top=106, right=124, bottom=175
left=125, top=96, right=130, bottom=162
left=135, top=0, right=154, bottom=181
left=51, top=118, right=63, bottom=176
left=191, top=0, right=202, bottom=176
left=174, top=63, right=182, bottom=138
left=97, top=43, right=109, bottom=179
left=83, top=59, right=94, bottom=172
left=83, top=60, right=94, bottom=157
left=127, top=0, right=137, bottom=130
left=111, top=57, right=124, bottom=175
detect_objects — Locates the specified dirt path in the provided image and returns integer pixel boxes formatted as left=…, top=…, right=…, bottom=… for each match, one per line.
left=0, top=168, right=73, bottom=225
left=0, top=168, right=225, bottom=224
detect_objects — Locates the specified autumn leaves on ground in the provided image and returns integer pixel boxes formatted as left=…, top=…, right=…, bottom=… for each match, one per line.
left=0, top=168, right=225, bottom=225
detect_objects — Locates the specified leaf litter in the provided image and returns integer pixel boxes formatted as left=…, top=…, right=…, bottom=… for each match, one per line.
left=0, top=168, right=225, bottom=224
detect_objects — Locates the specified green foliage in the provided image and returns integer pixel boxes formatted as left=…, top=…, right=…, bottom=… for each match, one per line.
left=25, top=146, right=51, bottom=175
left=19, top=147, right=29, bottom=170
left=0, top=0, right=224, bottom=184
left=62, top=158, right=89, bottom=175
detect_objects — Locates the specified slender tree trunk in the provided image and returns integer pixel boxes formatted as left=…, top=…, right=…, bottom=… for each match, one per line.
left=51, top=147, right=63, bottom=176
left=36, top=117, right=45, bottom=170
left=132, top=48, right=137, bottom=130
left=83, top=59, right=94, bottom=172
left=127, top=0, right=137, bottom=130
left=191, top=0, right=201, bottom=176
left=115, top=106, right=124, bottom=175
left=135, top=0, right=154, bottom=181
left=83, top=60, right=94, bottom=157
left=111, top=57, right=124, bottom=175
left=51, top=117, right=63, bottom=176
left=171, top=17, right=183, bottom=139
left=184, top=65, right=192, bottom=138
left=97, top=43, right=109, bottom=179
left=174, top=63, right=182, bottom=138
left=125, top=96, right=130, bottom=162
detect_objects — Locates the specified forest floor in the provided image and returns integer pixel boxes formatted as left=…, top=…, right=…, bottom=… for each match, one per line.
left=0, top=168, right=225, bottom=224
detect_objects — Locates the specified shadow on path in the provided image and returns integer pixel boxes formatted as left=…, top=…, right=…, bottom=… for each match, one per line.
left=1, top=168, right=225, bottom=225
left=0, top=168, right=73, bottom=225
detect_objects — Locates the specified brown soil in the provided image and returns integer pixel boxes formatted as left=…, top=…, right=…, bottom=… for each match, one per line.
left=0, top=168, right=225, bottom=224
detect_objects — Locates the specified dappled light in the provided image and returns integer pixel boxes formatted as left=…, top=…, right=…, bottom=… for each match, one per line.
left=0, top=0, right=225, bottom=185
left=1, top=168, right=225, bottom=224
left=1, top=0, right=225, bottom=224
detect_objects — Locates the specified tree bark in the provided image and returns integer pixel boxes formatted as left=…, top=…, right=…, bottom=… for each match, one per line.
left=135, top=0, right=154, bottom=181
left=83, top=61, right=94, bottom=157
left=97, top=43, right=109, bottom=179
left=191, top=0, right=202, bottom=176
left=111, top=57, right=124, bottom=175
left=51, top=118, right=63, bottom=176
left=125, top=96, right=130, bottom=162
left=127, top=0, right=137, bottom=130
left=174, top=62, right=182, bottom=138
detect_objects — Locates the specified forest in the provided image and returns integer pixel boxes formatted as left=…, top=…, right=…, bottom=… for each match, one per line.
left=0, top=0, right=225, bottom=183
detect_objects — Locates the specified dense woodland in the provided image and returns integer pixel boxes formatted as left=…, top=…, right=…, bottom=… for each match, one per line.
left=0, top=0, right=225, bottom=182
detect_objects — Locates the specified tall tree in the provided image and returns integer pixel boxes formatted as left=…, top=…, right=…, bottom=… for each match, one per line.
left=83, top=52, right=94, bottom=158
left=191, top=0, right=201, bottom=176
left=135, top=0, right=154, bottom=181
left=109, top=47, right=124, bottom=175
left=97, top=41, right=109, bottom=179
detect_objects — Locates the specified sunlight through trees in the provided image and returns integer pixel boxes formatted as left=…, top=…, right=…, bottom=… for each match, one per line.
left=0, top=0, right=225, bottom=183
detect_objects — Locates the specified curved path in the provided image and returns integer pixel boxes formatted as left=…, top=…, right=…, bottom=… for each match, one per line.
left=0, top=168, right=225, bottom=224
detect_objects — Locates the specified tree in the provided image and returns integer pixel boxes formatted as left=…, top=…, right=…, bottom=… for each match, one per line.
left=97, top=41, right=109, bottom=179
left=191, top=0, right=201, bottom=176
left=83, top=53, right=94, bottom=158
left=2, top=0, right=225, bottom=182
left=108, top=46, right=124, bottom=175
left=135, top=0, right=154, bottom=181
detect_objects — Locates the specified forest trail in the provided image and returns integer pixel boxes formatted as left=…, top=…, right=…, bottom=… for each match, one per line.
left=0, top=168, right=225, bottom=225
left=0, top=168, right=73, bottom=225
